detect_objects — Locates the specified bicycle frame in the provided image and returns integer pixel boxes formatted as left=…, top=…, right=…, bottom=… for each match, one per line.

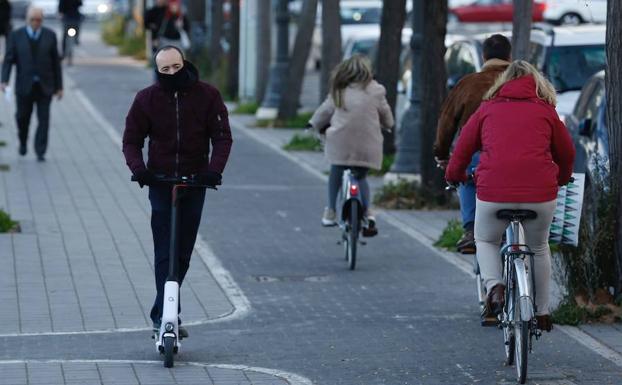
left=504, top=221, right=536, bottom=322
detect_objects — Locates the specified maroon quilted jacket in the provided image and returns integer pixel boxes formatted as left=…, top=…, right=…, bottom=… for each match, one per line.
left=122, top=65, right=232, bottom=177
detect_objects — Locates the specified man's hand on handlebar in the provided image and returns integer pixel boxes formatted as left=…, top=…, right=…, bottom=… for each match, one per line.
left=133, top=169, right=156, bottom=188
left=198, top=171, right=222, bottom=187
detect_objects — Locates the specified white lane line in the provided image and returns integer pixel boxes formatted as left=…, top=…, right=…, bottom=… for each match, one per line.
left=0, top=359, right=314, bottom=385
left=231, top=116, right=622, bottom=370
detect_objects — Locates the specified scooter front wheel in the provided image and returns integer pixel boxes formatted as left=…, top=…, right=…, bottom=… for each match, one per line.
left=163, top=336, right=175, bottom=368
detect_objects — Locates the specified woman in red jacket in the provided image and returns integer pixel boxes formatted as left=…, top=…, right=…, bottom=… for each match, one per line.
left=445, top=60, right=575, bottom=331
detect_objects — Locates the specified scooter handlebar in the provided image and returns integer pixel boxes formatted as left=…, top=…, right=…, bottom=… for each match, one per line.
left=131, top=174, right=218, bottom=189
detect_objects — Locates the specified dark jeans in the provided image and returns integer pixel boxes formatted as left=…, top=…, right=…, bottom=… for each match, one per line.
left=148, top=184, right=206, bottom=324
left=16, top=83, right=52, bottom=156
left=457, top=152, right=479, bottom=230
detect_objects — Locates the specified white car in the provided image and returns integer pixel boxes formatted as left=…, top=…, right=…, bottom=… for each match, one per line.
left=543, top=0, right=607, bottom=25
left=442, top=25, right=605, bottom=120
left=81, top=0, right=113, bottom=19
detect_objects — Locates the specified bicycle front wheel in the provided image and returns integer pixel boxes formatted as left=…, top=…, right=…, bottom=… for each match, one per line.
left=347, top=200, right=359, bottom=270
left=513, top=269, right=530, bottom=384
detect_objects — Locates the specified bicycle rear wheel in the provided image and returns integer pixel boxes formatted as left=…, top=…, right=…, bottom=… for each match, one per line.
left=513, top=269, right=529, bottom=384
left=503, top=264, right=515, bottom=366
left=347, top=200, right=359, bottom=270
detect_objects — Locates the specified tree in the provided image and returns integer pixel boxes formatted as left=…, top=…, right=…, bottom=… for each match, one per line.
left=209, top=0, right=224, bottom=76
left=420, top=0, right=448, bottom=191
left=511, top=0, right=533, bottom=60
left=278, top=0, right=319, bottom=120
left=226, top=0, right=240, bottom=99
left=320, top=0, right=342, bottom=102
left=256, top=0, right=271, bottom=103
left=375, top=0, right=406, bottom=154
left=606, top=0, right=622, bottom=293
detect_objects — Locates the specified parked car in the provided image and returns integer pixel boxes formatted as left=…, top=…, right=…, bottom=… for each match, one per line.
left=544, top=0, right=607, bottom=25
left=449, top=0, right=546, bottom=23
left=565, top=70, right=608, bottom=233
left=443, top=25, right=606, bottom=119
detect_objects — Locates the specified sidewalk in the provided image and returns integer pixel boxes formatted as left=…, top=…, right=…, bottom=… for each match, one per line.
left=0, top=79, right=305, bottom=384
left=228, top=112, right=622, bottom=365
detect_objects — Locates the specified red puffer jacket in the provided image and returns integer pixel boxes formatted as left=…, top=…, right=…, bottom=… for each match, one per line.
left=445, top=75, right=575, bottom=203
left=123, top=63, right=233, bottom=177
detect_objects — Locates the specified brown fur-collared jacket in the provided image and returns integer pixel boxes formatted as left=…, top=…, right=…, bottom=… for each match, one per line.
left=433, top=59, right=510, bottom=160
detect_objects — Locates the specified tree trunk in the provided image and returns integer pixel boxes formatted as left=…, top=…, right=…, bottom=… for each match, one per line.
left=209, top=0, right=224, bottom=75
left=255, top=0, right=271, bottom=103
left=227, top=0, right=240, bottom=99
left=511, top=0, right=533, bottom=60
left=320, top=0, right=341, bottom=102
left=375, top=0, right=406, bottom=155
left=420, top=0, right=448, bottom=190
left=606, top=0, right=622, bottom=293
left=277, top=0, right=319, bottom=120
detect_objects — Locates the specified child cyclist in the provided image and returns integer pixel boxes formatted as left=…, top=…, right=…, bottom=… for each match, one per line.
left=309, top=54, right=394, bottom=236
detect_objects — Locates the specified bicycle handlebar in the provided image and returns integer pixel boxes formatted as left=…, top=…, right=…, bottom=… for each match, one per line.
left=131, top=174, right=218, bottom=189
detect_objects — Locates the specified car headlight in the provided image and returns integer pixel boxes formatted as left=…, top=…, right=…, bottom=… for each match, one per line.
left=97, top=4, right=110, bottom=13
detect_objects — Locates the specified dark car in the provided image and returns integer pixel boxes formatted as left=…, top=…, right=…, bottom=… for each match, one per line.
left=565, top=70, right=608, bottom=232
left=449, top=0, right=545, bottom=23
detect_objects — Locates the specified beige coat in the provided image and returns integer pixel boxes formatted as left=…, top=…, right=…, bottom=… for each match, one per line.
left=310, top=80, right=394, bottom=170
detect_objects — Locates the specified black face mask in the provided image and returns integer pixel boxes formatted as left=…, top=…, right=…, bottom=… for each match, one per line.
left=157, top=66, right=193, bottom=92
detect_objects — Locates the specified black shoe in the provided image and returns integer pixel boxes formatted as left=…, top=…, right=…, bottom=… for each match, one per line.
left=480, top=305, right=499, bottom=327
left=19, top=144, right=27, bottom=156
left=37, top=154, right=45, bottom=162
left=456, top=229, right=476, bottom=254
left=362, top=216, right=378, bottom=237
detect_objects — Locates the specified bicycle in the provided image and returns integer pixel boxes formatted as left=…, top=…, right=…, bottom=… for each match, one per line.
left=131, top=174, right=216, bottom=368
left=63, top=26, right=78, bottom=66
left=336, top=168, right=367, bottom=270
left=496, top=208, right=539, bottom=384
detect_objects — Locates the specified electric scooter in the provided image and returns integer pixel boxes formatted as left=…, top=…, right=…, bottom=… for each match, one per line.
left=132, top=174, right=215, bottom=367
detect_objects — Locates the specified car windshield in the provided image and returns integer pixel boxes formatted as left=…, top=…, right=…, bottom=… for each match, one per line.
left=340, top=7, right=381, bottom=25
left=544, top=45, right=606, bottom=92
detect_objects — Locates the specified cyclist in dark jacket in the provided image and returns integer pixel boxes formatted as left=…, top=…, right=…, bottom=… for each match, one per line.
left=58, top=0, right=82, bottom=57
left=122, top=46, right=232, bottom=336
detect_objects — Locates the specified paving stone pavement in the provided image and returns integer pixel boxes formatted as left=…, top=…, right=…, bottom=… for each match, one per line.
left=0, top=81, right=237, bottom=335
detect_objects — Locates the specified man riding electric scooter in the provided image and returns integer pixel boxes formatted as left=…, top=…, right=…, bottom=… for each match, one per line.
left=122, top=46, right=233, bottom=342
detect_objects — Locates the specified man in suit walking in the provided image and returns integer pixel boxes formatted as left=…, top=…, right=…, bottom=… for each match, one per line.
left=1, top=7, right=63, bottom=161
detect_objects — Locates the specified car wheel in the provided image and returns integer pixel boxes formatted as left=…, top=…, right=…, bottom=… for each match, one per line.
left=560, top=13, right=582, bottom=26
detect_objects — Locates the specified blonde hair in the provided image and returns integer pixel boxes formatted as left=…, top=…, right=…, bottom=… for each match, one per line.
left=329, top=54, right=373, bottom=108
left=484, top=60, right=557, bottom=106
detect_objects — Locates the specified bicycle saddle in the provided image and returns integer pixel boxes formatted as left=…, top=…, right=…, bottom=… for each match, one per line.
left=496, top=209, right=538, bottom=221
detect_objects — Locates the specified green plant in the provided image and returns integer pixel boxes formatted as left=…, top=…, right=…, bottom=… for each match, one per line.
left=373, top=180, right=456, bottom=210
left=119, top=32, right=146, bottom=60
left=283, top=134, right=322, bottom=152
left=0, top=140, right=6, bottom=147
left=256, top=112, right=314, bottom=129
left=234, top=102, right=259, bottom=115
left=0, top=209, right=18, bottom=233
left=434, top=219, right=463, bottom=250
left=369, top=154, right=394, bottom=176
left=101, top=13, right=126, bottom=46
left=552, top=300, right=587, bottom=326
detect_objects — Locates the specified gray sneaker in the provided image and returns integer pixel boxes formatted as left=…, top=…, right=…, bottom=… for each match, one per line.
left=321, top=207, right=337, bottom=227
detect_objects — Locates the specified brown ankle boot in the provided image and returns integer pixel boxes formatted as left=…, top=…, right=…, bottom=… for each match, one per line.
left=486, top=284, right=505, bottom=315
left=536, top=314, right=553, bottom=332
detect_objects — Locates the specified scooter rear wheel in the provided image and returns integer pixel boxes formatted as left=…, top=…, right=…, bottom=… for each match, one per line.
left=163, top=336, right=175, bottom=368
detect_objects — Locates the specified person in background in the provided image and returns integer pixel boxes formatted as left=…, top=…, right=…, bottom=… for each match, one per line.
left=434, top=34, right=512, bottom=257
left=0, top=0, right=11, bottom=57
left=58, top=0, right=82, bottom=58
left=1, top=7, right=63, bottom=161
left=445, top=60, right=575, bottom=332
left=144, top=0, right=190, bottom=54
left=309, top=54, right=394, bottom=237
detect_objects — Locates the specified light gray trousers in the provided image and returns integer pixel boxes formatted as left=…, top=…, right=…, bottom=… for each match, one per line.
left=474, top=198, right=557, bottom=315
